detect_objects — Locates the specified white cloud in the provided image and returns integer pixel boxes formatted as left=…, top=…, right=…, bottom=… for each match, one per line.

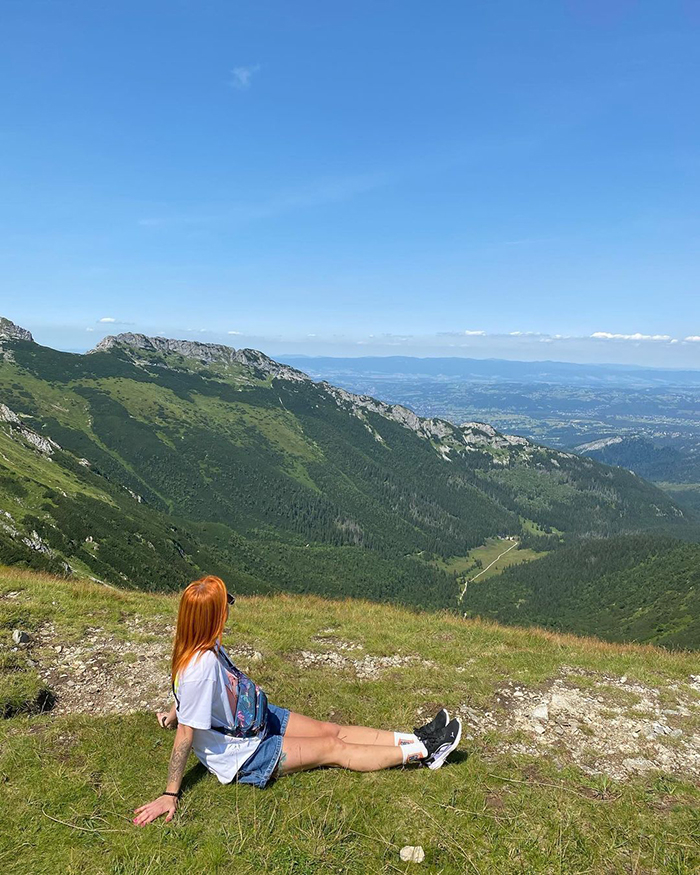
left=230, top=64, right=260, bottom=90
left=85, top=327, right=94, bottom=332
left=684, top=336, right=700, bottom=342
left=463, top=330, right=486, bottom=336
left=98, top=317, right=116, bottom=323
left=227, top=330, right=243, bottom=336
left=591, top=332, right=673, bottom=342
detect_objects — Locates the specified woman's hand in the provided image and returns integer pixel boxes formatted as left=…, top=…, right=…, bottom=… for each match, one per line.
left=156, top=710, right=177, bottom=730
left=133, top=794, right=178, bottom=826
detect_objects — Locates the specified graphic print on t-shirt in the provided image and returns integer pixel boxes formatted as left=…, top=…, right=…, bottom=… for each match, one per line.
left=223, top=667, right=238, bottom=716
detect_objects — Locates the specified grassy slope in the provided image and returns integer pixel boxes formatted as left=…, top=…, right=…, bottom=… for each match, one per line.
left=1, top=568, right=699, bottom=874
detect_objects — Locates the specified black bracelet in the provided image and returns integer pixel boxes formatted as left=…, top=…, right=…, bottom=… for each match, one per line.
left=163, top=790, right=181, bottom=799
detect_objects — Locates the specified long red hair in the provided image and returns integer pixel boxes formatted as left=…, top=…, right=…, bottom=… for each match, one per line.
left=171, top=575, right=228, bottom=683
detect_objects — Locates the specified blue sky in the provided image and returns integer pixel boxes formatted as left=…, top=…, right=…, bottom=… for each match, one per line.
left=1, top=0, right=699, bottom=365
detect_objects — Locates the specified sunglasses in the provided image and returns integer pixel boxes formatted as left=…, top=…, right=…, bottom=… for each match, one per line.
left=226, top=592, right=236, bottom=606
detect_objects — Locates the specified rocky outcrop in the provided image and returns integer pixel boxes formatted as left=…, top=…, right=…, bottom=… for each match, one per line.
left=460, top=421, right=529, bottom=449
left=0, top=404, right=60, bottom=455
left=459, top=666, right=700, bottom=780
left=0, top=317, right=33, bottom=343
left=576, top=436, right=625, bottom=453
left=90, top=333, right=310, bottom=382
left=322, top=383, right=532, bottom=457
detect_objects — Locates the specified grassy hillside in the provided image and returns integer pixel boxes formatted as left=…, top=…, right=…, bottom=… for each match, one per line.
left=463, top=535, right=700, bottom=649
left=0, top=327, right=691, bottom=620
left=1, top=568, right=699, bottom=874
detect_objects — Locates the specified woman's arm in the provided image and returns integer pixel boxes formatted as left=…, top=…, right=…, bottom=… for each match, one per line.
left=133, top=723, right=194, bottom=826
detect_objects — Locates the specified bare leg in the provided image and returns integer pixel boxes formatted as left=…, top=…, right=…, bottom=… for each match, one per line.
left=286, top=712, right=399, bottom=746
left=278, top=734, right=404, bottom=775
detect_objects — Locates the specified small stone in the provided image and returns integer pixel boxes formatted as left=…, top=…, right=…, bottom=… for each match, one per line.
left=400, top=846, right=425, bottom=863
left=532, top=723, right=546, bottom=735
left=532, top=703, right=549, bottom=722
left=12, top=629, right=30, bottom=644
left=620, top=676, right=627, bottom=684
left=55, top=645, right=63, bottom=653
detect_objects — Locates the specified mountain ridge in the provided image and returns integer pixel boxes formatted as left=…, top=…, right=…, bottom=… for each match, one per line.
left=0, top=318, right=693, bottom=642
left=90, top=331, right=537, bottom=457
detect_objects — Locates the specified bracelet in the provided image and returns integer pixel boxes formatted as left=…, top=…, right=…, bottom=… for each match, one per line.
left=162, top=790, right=181, bottom=799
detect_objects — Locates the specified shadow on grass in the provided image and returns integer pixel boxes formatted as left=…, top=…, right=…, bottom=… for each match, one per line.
left=181, top=761, right=209, bottom=793
left=447, top=750, right=470, bottom=766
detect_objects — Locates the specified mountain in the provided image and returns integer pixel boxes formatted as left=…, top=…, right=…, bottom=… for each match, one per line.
left=577, top=435, right=700, bottom=484
left=462, top=534, right=700, bottom=649
left=0, top=319, right=690, bottom=613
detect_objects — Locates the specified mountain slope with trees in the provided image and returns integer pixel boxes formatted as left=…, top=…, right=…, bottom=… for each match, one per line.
left=0, top=319, right=691, bottom=617
left=462, top=535, right=700, bottom=649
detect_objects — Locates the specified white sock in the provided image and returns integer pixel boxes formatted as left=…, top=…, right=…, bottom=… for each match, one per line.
left=394, top=731, right=419, bottom=746
left=400, top=739, right=428, bottom=764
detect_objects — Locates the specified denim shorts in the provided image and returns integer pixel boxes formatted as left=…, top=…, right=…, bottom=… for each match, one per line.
left=234, top=702, right=290, bottom=789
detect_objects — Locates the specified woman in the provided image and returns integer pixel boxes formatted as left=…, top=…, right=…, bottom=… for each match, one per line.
left=134, top=576, right=462, bottom=826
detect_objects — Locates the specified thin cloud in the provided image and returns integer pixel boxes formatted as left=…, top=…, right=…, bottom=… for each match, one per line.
left=684, top=336, right=700, bottom=342
left=227, top=330, right=243, bottom=335
left=230, top=64, right=260, bottom=90
left=96, top=317, right=134, bottom=326
left=591, top=332, right=673, bottom=342
left=135, top=169, right=391, bottom=230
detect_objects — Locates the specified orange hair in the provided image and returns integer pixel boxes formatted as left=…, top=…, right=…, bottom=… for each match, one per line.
left=171, top=575, right=228, bottom=683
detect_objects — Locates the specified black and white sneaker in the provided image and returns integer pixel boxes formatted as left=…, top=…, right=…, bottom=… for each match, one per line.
left=413, top=708, right=449, bottom=745
left=423, top=717, right=462, bottom=770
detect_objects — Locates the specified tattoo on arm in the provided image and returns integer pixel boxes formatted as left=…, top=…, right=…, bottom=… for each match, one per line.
left=167, top=736, right=192, bottom=787
left=277, top=751, right=288, bottom=775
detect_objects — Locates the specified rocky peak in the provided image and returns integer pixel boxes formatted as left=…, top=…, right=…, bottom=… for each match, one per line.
left=89, top=333, right=310, bottom=383
left=91, top=333, right=240, bottom=364
left=0, top=317, right=34, bottom=343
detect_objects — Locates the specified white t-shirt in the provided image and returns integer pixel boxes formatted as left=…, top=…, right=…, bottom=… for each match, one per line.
left=175, top=645, right=261, bottom=783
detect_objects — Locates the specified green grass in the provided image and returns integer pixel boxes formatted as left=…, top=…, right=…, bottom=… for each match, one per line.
left=1, top=567, right=699, bottom=873
left=435, top=538, right=545, bottom=582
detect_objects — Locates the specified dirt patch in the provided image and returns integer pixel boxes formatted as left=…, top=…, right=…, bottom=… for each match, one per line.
left=458, top=666, right=700, bottom=781
left=20, top=616, right=264, bottom=716
left=310, top=634, right=362, bottom=651
left=296, top=649, right=435, bottom=680
left=30, top=619, right=173, bottom=716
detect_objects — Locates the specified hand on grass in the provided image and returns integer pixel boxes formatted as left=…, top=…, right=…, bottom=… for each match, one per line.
left=133, top=794, right=178, bottom=826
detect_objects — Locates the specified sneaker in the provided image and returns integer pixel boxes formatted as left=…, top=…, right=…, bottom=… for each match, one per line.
left=423, top=717, right=462, bottom=770
left=413, top=708, right=449, bottom=744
